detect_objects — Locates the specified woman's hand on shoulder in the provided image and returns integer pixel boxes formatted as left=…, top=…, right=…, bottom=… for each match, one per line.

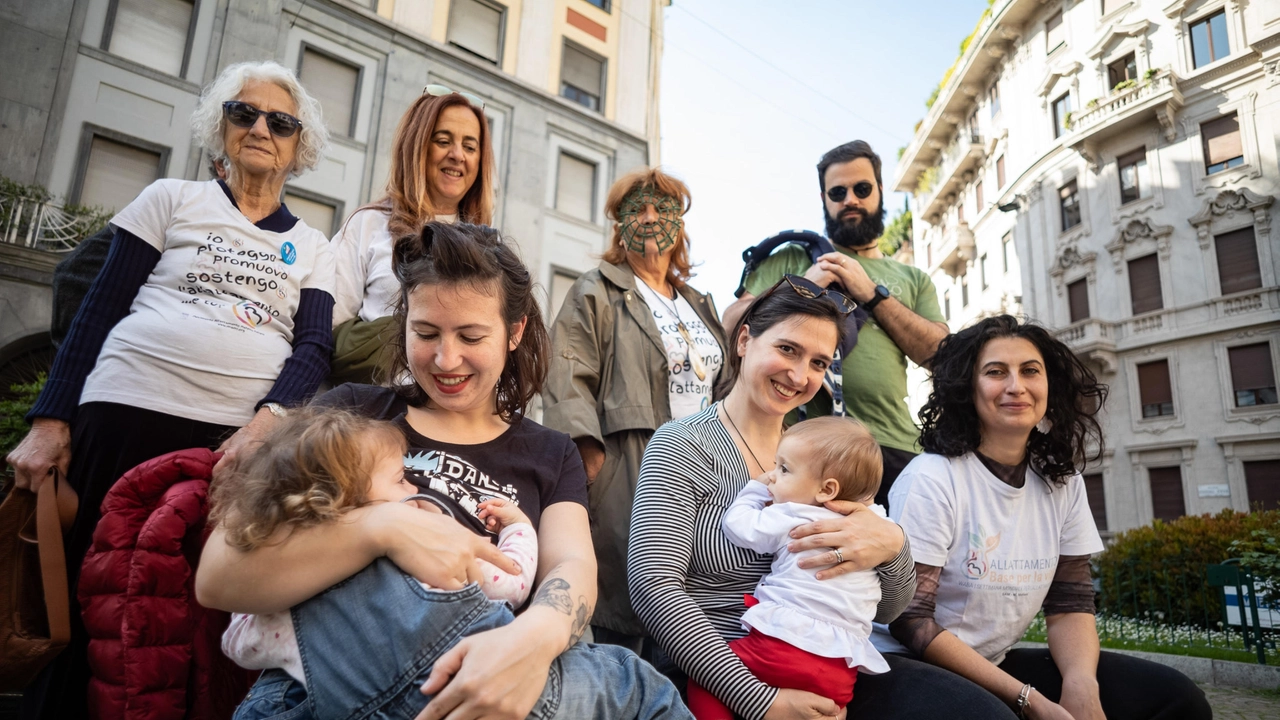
left=789, top=500, right=905, bottom=579
left=763, top=689, right=846, bottom=720
left=371, top=501, right=519, bottom=588
left=6, top=418, right=72, bottom=492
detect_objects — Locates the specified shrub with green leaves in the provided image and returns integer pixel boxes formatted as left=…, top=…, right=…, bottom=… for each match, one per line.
left=1, top=375, right=44, bottom=459
left=1096, top=509, right=1280, bottom=629
left=1231, top=529, right=1280, bottom=595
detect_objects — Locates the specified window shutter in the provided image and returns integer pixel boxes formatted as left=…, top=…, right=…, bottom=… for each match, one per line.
left=284, top=193, right=337, bottom=237
left=1046, top=10, right=1064, bottom=51
left=1148, top=467, right=1185, bottom=521
left=1128, top=254, right=1162, bottom=314
left=555, top=153, right=596, bottom=222
left=448, top=0, right=503, bottom=64
left=1214, top=227, right=1261, bottom=295
left=548, top=270, right=579, bottom=321
left=975, top=181, right=983, bottom=209
left=1068, top=279, right=1090, bottom=322
left=1202, top=115, right=1242, bottom=168
left=300, top=50, right=359, bottom=137
left=110, top=0, right=194, bottom=77
left=1137, top=360, right=1173, bottom=407
left=1228, top=343, right=1275, bottom=396
left=1244, top=460, right=1280, bottom=512
left=1083, top=473, right=1107, bottom=531
left=561, top=44, right=603, bottom=97
left=80, top=136, right=162, bottom=214
left=996, top=156, right=1006, bottom=188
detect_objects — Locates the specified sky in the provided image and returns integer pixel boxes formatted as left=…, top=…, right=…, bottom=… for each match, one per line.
left=657, top=0, right=991, bottom=312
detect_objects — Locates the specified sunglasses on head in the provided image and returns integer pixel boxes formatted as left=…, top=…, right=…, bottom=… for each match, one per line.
left=825, top=181, right=875, bottom=203
left=759, top=274, right=857, bottom=317
left=423, top=84, right=486, bottom=110
left=222, top=101, right=302, bottom=138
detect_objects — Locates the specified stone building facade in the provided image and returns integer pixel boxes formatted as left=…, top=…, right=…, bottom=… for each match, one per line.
left=0, top=0, right=666, bottom=386
left=892, top=0, right=1280, bottom=535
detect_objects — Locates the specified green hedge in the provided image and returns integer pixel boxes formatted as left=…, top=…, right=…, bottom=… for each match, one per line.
left=1096, top=509, right=1280, bottom=629
left=1, top=375, right=43, bottom=459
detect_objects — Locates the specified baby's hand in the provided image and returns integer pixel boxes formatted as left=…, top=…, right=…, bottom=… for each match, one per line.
left=477, top=498, right=531, bottom=532
left=750, top=472, right=770, bottom=485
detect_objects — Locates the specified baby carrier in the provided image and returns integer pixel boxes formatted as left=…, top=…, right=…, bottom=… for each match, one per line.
left=735, top=230, right=869, bottom=417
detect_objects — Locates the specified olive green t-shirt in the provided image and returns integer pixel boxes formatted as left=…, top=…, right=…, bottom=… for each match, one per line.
left=743, top=245, right=944, bottom=452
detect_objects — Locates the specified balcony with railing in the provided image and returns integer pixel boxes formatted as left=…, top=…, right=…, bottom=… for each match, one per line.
left=1062, top=69, right=1183, bottom=168
left=1055, top=318, right=1117, bottom=374
left=916, top=133, right=987, bottom=223
left=926, top=221, right=976, bottom=278
left=1, top=191, right=106, bottom=254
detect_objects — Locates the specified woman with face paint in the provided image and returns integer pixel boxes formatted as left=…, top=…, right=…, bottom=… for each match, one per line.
left=328, top=87, right=495, bottom=384
left=544, top=167, right=728, bottom=653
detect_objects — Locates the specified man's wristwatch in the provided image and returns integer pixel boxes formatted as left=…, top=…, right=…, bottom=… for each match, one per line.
left=861, top=284, right=891, bottom=312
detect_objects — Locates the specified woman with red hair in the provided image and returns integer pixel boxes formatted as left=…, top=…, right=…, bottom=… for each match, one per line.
left=329, top=86, right=495, bottom=384
left=544, top=167, right=727, bottom=654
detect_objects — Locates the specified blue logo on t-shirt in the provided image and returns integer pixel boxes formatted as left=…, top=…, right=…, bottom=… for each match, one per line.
left=281, top=242, right=297, bottom=265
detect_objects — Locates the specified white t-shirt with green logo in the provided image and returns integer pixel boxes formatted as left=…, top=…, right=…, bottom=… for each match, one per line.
left=871, top=452, right=1104, bottom=664
left=83, top=179, right=335, bottom=426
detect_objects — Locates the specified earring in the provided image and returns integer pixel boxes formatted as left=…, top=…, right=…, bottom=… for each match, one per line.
left=1036, top=415, right=1053, bottom=434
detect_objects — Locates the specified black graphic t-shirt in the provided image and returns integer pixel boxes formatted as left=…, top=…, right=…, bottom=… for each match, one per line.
left=316, top=384, right=589, bottom=532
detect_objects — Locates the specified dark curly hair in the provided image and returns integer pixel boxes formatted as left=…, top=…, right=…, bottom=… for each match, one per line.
left=388, top=221, right=550, bottom=420
left=918, top=314, right=1107, bottom=486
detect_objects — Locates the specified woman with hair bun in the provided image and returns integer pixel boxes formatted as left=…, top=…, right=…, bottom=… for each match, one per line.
left=871, top=314, right=1210, bottom=720
left=199, top=221, right=687, bottom=719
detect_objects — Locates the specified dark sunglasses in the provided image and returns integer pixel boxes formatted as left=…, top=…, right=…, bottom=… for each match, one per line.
left=825, top=181, right=875, bottom=203
left=222, top=101, right=302, bottom=138
left=764, top=274, right=857, bottom=317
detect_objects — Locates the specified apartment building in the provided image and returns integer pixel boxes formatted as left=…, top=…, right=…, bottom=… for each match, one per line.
left=893, top=0, right=1280, bottom=534
left=0, top=0, right=667, bottom=387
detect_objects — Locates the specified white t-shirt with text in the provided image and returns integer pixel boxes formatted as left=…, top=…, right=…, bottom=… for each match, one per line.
left=330, top=208, right=456, bottom=326
left=85, top=179, right=335, bottom=426
left=634, top=279, right=724, bottom=419
left=871, top=452, right=1103, bottom=664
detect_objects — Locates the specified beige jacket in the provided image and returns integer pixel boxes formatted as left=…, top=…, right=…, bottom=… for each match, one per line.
left=543, top=260, right=726, bottom=635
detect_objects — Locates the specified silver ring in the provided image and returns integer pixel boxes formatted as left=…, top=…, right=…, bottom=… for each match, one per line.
left=833, top=548, right=844, bottom=564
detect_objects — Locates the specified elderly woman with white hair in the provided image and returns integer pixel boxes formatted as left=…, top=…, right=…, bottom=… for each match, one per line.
left=8, top=60, right=335, bottom=719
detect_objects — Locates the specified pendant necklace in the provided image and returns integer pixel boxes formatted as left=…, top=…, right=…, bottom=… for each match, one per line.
left=723, top=403, right=772, bottom=475
left=643, top=280, right=707, bottom=381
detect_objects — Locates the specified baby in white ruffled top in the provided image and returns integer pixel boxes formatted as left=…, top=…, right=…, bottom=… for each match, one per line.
left=688, top=416, right=891, bottom=720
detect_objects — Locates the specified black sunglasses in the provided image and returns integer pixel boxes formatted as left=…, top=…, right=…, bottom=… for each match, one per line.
left=825, top=181, right=875, bottom=203
left=764, top=274, right=857, bottom=317
left=222, top=101, right=303, bottom=138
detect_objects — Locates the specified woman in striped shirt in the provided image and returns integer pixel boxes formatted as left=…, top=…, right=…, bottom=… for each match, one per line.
left=629, top=277, right=915, bottom=720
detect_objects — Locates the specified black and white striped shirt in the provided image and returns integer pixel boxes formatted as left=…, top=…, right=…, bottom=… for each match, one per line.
left=628, top=404, right=916, bottom=720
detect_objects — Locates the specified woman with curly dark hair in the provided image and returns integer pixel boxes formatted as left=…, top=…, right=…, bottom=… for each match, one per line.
left=864, top=315, right=1209, bottom=720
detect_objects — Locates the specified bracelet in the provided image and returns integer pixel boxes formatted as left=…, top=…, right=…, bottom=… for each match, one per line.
left=1014, top=683, right=1033, bottom=719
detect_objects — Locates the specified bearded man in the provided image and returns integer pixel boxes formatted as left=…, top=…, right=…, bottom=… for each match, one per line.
left=722, top=141, right=948, bottom=507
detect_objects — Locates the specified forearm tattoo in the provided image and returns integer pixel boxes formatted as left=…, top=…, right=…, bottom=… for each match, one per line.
left=531, top=576, right=591, bottom=649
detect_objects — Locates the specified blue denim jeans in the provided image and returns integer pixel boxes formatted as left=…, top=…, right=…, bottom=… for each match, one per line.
left=232, top=558, right=690, bottom=720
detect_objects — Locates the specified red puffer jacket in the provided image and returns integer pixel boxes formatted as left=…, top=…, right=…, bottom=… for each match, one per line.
left=78, top=448, right=255, bottom=720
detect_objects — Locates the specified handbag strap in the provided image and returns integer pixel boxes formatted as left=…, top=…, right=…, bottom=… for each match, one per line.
left=35, top=469, right=74, bottom=644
